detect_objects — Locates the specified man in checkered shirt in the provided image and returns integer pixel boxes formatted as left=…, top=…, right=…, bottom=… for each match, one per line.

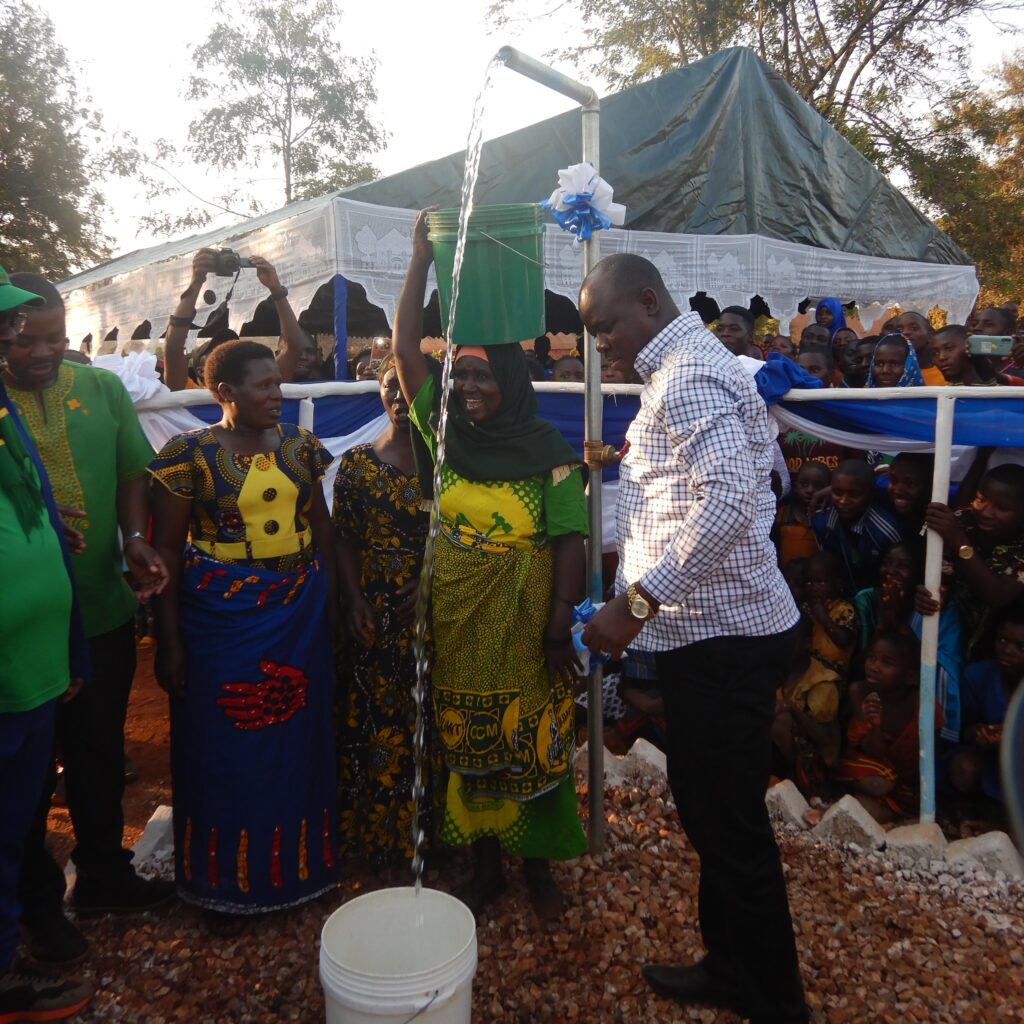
left=581, top=254, right=807, bottom=1024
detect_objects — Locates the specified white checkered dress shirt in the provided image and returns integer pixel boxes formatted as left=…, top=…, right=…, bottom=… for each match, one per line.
left=616, top=313, right=799, bottom=651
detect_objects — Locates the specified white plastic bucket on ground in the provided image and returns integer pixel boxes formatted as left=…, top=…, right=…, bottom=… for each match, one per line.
left=320, top=886, right=477, bottom=1024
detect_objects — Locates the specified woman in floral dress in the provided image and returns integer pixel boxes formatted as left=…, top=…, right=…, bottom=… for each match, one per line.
left=332, top=356, right=443, bottom=865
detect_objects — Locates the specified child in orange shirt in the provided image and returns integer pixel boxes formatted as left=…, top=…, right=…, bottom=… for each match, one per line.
left=834, top=630, right=942, bottom=822
left=775, top=461, right=831, bottom=568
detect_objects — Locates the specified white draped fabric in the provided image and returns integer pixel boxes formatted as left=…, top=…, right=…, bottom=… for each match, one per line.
left=62, top=196, right=978, bottom=349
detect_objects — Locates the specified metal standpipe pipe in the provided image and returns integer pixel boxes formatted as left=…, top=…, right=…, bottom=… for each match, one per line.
left=496, top=46, right=606, bottom=855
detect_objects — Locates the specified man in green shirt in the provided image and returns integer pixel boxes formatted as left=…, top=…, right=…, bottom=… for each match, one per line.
left=1, top=273, right=173, bottom=950
left=0, top=268, right=93, bottom=1021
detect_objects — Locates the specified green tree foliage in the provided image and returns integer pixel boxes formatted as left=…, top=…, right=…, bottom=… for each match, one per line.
left=186, top=0, right=384, bottom=206
left=0, top=2, right=111, bottom=278
left=909, top=52, right=1024, bottom=302
left=489, top=0, right=1015, bottom=172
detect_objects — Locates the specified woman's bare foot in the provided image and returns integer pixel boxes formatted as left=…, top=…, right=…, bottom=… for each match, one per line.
left=523, top=859, right=564, bottom=923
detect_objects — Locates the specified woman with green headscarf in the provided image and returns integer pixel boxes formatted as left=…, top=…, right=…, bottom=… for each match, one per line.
left=393, top=209, right=587, bottom=921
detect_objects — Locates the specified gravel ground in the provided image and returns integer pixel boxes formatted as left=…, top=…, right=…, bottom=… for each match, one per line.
left=60, top=773, right=1024, bottom=1023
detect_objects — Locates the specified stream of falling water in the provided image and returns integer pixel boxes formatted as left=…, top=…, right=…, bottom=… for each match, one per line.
left=410, top=56, right=505, bottom=896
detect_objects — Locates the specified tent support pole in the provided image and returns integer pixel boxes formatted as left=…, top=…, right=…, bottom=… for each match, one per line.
left=332, top=274, right=349, bottom=380
left=920, top=394, right=955, bottom=822
left=497, top=46, right=605, bottom=854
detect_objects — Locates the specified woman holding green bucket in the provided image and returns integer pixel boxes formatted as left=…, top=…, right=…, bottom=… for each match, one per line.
left=393, top=208, right=587, bottom=921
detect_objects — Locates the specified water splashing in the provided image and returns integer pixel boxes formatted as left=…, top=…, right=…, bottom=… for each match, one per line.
left=409, top=55, right=505, bottom=895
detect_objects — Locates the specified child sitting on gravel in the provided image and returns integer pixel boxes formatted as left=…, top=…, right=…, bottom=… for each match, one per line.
left=775, top=461, right=831, bottom=568
left=773, top=552, right=855, bottom=799
left=834, top=631, right=942, bottom=823
left=947, top=601, right=1024, bottom=819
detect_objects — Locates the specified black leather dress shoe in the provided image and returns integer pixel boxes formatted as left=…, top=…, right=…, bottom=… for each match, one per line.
left=641, top=960, right=739, bottom=1011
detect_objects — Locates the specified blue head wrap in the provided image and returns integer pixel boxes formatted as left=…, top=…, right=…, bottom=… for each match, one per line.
left=815, top=298, right=847, bottom=339
left=866, top=333, right=925, bottom=388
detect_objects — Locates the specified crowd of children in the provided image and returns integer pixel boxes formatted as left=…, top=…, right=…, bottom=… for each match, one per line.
left=766, top=304, right=1024, bottom=829
left=581, top=301, right=1024, bottom=833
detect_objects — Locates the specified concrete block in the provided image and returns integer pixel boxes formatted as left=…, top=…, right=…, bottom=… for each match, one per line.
left=885, top=822, right=947, bottom=865
left=625, top=738, right=668, bottom=779
left=947, top=832, right=1024, bottom=880
left=811, top=794, right=887, bottom=850
left=578, top=738, right=668, bottom=786
left=766, top=780, right=811, bottom=830
left=132, top=804, right=174, bottom=869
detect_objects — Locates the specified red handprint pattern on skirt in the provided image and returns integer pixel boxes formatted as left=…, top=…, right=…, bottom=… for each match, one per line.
left=216, top=661, right=309, bottom=729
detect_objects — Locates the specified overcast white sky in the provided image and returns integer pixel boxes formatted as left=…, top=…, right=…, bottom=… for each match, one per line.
left=40, top=0, right=1024, bottom=260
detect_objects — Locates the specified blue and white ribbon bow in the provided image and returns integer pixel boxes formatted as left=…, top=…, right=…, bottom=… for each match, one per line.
left=542, top=163, right=626, bottom=242
left=571, top=597, right=611, bottom=672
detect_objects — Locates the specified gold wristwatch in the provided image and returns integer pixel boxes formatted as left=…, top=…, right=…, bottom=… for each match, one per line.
left=626, top=583, right=656, bottom=621
left=958, top=543, right=975, bottom=561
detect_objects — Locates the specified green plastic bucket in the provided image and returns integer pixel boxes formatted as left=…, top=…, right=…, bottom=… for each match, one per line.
left=427, top=204, right=545, bottom=346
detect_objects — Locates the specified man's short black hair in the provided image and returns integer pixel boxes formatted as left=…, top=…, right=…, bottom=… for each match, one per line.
left=797, top=343, right=834, bottom=370
left=797, top=460, right=831, bottom=482
left=586, top=253, right=671, bottom=300
left=209, top=327, right=240, bottom=346
left=983, top=463, right=1024, bottom=502
left=832, top=459, right=875, bottom=488
left=901, top=310, right=934, bottom=334
left=980, top=307, right=1017, bottom=334
left=936, top=324, right=968, bottom=342
left=719, top=305, right=755, bottom=329
left=891, top=452, right=934, bottom=477
left=204, top=340, right=276, bottom=396
left=868, top=629, right=920, bottom=669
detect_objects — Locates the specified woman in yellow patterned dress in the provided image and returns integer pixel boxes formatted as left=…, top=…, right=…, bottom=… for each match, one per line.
left=393, top=210, right=588, bottom=921
left=149, top=341, right=338, bottom=914
left=332, top=356, right=444, bottom=866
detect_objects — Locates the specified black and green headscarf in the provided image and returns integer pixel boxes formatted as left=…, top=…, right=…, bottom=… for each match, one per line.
left=413, top=343, right=582, bottom=500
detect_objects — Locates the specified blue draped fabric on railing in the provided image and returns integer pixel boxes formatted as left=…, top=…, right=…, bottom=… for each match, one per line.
left=178, top=392, right=1024, bottom=465
left=182, top=392, right=642, bottom=480
left=780, top=396, right=1024, bottom=448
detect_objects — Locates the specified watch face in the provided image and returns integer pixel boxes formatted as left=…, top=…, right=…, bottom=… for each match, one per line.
left=630, top=596, right=649, bottom=619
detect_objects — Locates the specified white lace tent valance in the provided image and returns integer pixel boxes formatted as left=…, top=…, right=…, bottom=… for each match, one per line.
left=61, top=196, right=979, bottom=348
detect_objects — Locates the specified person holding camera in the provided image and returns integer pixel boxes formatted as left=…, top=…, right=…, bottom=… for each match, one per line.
left=164, top=251, right=321, bottom=391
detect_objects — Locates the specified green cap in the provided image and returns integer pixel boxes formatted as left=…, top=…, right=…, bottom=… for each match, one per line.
left=0, top=264, right=44, bottom=313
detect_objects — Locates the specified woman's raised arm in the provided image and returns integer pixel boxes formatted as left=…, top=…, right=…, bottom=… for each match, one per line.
left=393, top=207, right=436, bottom=406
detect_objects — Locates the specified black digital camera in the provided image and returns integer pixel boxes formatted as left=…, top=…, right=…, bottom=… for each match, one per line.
left=213, top=248, right=254, bottom=276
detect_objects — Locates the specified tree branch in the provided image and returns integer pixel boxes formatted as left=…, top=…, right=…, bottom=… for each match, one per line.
left=147, top=161, right=249, bottom=219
